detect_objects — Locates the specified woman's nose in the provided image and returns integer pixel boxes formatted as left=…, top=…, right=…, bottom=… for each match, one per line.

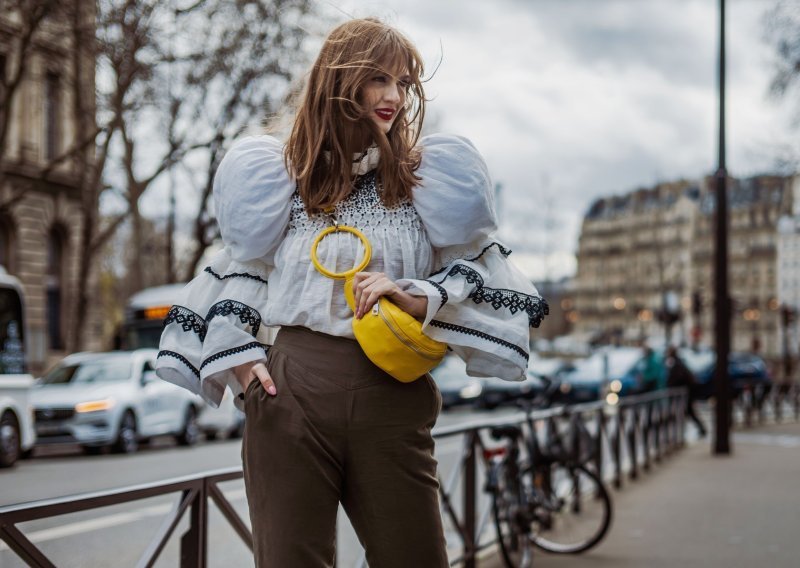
left=383, top=82, right=402, bottom=104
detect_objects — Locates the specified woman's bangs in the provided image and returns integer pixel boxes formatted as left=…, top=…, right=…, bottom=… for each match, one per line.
left=371, top=33, right=420, bottom=81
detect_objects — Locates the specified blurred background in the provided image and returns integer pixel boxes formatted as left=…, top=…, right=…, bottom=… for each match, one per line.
left=1, top=0, right=798, bottom=378
left=2, top=1, right=800, bottom=566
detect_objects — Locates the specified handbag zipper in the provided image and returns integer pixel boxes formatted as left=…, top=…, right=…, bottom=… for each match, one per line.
left=375, top=302, right=443, bottom=360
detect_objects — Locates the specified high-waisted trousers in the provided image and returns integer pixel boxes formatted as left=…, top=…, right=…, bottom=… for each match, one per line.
left=241, top=326, right=448, bottom=567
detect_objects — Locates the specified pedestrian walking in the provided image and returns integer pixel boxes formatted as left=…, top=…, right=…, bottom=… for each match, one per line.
left=665, top=346, right=707, bottom=437
left=156, top=17, right=547, bottom=567
left=641, top=345, right=665, bottom=392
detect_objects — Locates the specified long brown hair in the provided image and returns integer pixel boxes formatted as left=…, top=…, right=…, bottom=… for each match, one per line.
left=285, top=18, right=426, bottom=214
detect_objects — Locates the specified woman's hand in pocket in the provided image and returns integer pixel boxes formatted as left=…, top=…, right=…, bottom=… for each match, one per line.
left=234, top=360, right=276, bottom=396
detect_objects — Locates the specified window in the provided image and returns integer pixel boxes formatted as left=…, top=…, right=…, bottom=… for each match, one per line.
left=46, top=226, right=67, bottom=350
left=45, top=72, right=60, bottom=161
left=0, top=216, right=14, bottom=272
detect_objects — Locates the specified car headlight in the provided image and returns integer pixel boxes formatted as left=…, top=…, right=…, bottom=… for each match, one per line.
left=559, top=382, right=572, bottom=394
left=460, top=383, right=482, bottom=399
left=605, top=392, right=620, bottom=406
left=75, top=399, right=116, bottom=413
left=610, top=380, right=622, bottom=393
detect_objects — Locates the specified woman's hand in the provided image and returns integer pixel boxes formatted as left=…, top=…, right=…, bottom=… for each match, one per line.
left=352, top=272, right=428, bottom=320
left=234, top=360, right=276, bottom=396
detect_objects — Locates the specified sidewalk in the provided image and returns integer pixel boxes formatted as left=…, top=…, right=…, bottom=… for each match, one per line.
left=484, top=421, right=800, bottom=568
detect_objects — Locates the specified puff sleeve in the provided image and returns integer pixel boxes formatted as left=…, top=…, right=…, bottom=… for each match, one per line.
left=155, top=135, right=294, bottom=408
left=396, top=134, right=549, bottom=381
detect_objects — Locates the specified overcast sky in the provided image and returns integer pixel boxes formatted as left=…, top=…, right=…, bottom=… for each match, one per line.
left=136, top=0, right=797, bottom=282
left=317, top=0, right=798, bottom=281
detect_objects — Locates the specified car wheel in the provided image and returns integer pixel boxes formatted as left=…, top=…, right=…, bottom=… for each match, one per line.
left=113, top=411, right=139, bottom=454
left=177, top=406, right=199, bottom=447
left=205, top=430, right=218, bottom=441
left=0, top=411, right=20, bottom=468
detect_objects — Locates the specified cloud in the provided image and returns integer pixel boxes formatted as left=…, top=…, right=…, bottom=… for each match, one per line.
left=139, top=0, right=796, bottom=284
left=327, top=0, right=795, bottom=282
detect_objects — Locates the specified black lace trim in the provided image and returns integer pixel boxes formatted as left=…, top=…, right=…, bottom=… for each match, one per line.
left=204, top=266, right=268, bottom=285
left=430, top=242, right=512, bottom=277
left=200, top=341, right=267, bottom=371
left=427, top=281, right=448, bottom=310
left=473, top=242, right=512, bottom=260
left=205, top=300, right=262, bottom=337
left=470, top=288, right=550, bottom=328
left=438, top=264, right=484, bottom=286
left=157, top=350, right=200, bottom=378
left=430, top=264, right=548, bottom=327
left=428, top=320, right=528, bottom=361
left=163, top=306, right=208, bottom=341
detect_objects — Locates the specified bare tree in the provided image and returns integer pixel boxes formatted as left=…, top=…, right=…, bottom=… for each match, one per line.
left=99, top=0, right=317, bottom=286
left=170, top=0, right=317, bottom=281
left=764, top=1, right=800, bottom=173
left=0, top=1, right=128, bottom=352
left=766, top=0, right=800, bottom=103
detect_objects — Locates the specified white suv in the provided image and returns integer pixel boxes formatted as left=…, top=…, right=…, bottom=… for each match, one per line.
left=31, top=349, right=203, bottom=454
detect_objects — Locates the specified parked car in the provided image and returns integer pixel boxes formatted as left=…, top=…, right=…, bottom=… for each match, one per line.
left=558, top=347, right=647, bottom=404
left=431, top=355, right=563, bottom=410
left=198, top=388, right=245, bottom=440
left=677, top=348, right=772, bottom=401
left=0, top=374, right=35, bottom=467
left=31, top=349, right=203, bottom=454
left=0, top=267, right=36, bottom=467
left=477, top=373, right=546, bottom=410
left=430, top=356, right=483, bottom=410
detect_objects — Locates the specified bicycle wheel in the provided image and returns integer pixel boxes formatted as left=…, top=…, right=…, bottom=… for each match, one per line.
left=530, top=463, right=612, bottom=554
left=491, top=462, right=536, bottom=568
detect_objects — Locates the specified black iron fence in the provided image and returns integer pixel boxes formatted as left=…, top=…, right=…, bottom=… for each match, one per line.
left=5, top=383, right=797, bottom=567
left=0, top=468, right=248, bottom=568
left=430, top=388, right=688, bottom=567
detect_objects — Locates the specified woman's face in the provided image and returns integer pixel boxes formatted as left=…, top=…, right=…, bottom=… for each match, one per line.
left=360, top=66, right=411, bottom=135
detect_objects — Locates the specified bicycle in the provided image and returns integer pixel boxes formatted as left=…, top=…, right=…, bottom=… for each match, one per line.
left=483, top=379, right=613, bottom=567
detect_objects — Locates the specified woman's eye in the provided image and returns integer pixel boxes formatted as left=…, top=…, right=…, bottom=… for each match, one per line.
left=373, top=76, right=387, bottom=83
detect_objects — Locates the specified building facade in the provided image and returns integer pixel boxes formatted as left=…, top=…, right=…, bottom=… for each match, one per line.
left=571, top=174, right=798, bottom=366
left=0, top=4, right=104, bottom=375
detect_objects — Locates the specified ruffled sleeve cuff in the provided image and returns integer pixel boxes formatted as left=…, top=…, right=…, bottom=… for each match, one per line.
left=400, top=241, right=549, bottom=382
left=156, top=249, right=272, bottom=410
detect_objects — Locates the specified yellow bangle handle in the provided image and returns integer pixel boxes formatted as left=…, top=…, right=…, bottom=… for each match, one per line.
left=310, top=225, right=372, bottom=280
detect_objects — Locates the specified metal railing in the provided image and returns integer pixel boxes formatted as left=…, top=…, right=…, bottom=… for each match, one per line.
left=0, top=389, right=690, bottom=568
left=0, top=468, right=249, bottom=568
left=430, top=388, right=688, bottom=567
left=732, top=380, right=800, bottom=428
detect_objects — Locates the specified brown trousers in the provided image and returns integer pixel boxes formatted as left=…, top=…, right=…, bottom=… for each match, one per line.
left=241, top=326, right=448, bottom=567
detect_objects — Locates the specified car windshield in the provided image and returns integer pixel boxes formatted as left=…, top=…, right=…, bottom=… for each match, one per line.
left=679, top=349, right=716, bottom=374
left=431, top=357, right=471, bottom=384
left=567, top=350, right=642, bottom=382
left=40, top=357, right=132, bottom=385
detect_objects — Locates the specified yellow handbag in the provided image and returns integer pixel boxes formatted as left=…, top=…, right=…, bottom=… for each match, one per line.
left=310, top=223, right=447, bottom=383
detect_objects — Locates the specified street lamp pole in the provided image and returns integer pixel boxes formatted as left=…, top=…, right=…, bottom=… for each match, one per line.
left=713, top=0, right=732, bottom=455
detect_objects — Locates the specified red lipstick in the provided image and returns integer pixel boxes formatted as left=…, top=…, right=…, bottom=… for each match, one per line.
left=375, top=108, right=395, bottom=121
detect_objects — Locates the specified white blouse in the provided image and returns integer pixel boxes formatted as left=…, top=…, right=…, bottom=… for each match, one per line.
left=156, top=133, right=548, bottom=409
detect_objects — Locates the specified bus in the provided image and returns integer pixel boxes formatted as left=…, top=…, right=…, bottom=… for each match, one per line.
left=121, top=283, right=187, bottom=350
left=0, top=266, right=36, bottom=466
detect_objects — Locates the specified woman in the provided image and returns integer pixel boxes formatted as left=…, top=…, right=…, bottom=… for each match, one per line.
left=157, top=17, right=547, bottom=567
